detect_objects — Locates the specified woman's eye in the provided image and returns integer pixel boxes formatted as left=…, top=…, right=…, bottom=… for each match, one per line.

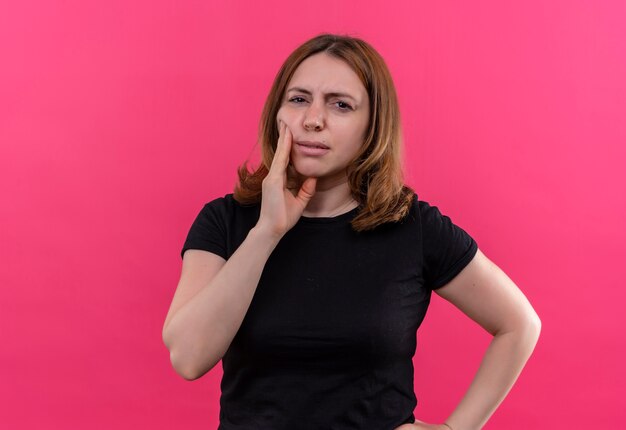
left=288, top=97, right=352, bottom=111
left=335, top=101, right=353, bottom=111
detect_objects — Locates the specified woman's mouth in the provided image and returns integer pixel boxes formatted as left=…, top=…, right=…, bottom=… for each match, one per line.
left=296, top=141, right=330, bottom=156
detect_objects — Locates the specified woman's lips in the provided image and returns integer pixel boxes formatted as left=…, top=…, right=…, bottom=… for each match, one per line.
left=295, top=141, right=330, bottom=156
left=297, top=141, right=329, bottom=149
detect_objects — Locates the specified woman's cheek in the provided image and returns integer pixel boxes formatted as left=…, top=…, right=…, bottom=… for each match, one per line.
left=276, top=106, right=299, bottom=130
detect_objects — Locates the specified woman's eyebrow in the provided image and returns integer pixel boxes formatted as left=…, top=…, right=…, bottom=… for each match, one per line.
left=286, top=86, right=357, bottom=102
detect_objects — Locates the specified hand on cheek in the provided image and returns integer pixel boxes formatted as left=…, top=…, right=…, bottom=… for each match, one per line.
left=276, top=115, right=287, bottom=132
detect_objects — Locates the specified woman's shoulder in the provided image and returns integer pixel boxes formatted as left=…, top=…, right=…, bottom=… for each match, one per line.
left=202, top=193, right=260, bottom=213
left=403, top=189, right=452, bottom=226
left=190, top=192, right=260, bottom=235
left=402, top=189, right=427, bottom=215
left=410, top=190, right=440, bottom=216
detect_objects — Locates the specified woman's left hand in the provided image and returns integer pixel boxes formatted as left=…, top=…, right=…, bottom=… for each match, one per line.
left=394, top=421, right=450, bottom=430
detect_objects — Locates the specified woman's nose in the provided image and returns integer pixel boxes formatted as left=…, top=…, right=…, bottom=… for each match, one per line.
left=303, top=103, right=324, bottom=131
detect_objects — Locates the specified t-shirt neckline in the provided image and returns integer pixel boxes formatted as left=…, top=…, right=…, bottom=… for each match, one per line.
left=298, top=205, right=360, bottom=224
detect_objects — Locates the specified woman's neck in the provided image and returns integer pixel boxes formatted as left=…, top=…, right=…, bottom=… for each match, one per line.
left=301, top=177, right=359, bottom=218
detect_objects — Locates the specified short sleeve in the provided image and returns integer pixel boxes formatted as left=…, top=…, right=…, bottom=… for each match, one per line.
left=180, top=198, right=228, bottom=260
left=419, top=200, right=478, bottom=290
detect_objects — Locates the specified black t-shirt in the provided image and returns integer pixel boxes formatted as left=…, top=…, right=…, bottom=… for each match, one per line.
left=181, top=192, right=478, bottom=430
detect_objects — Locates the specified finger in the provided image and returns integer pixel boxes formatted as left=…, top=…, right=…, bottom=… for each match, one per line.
left=279, top=123, right=292, bottom=164
left=269, top=123, right=292, bottom=174
left=266, top=122, right=284, bottom=177
left=268, top=121, right=285, bottom=170
left=294, top=177, right=317, bottom=206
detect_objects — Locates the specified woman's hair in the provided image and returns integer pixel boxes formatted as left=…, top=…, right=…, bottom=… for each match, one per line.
left=233, top=33, right=415, bottom=231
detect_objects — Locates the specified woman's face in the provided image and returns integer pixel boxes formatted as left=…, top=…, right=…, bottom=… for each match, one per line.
left=276, top=53, right=370, bottom=189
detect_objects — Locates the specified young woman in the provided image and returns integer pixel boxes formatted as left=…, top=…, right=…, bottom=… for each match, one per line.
left=162, top=33, right=541, bottom=430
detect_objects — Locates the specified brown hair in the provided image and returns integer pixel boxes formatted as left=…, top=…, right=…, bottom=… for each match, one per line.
left=233, top=33, right=415, bottom=231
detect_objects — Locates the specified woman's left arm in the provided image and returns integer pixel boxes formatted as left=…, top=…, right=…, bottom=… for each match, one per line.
left=425, top=247, right=542, bottom=430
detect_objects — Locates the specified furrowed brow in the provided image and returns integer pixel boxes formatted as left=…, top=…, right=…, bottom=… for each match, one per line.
left=286, top=87, right=357, bottom=103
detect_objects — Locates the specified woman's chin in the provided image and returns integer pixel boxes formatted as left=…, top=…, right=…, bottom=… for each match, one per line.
left=289, top=156, right=350, bottom=186
left=289, top=161, right=323, bottom=179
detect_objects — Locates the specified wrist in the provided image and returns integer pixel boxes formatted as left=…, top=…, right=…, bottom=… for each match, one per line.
left=249, top=225, right=283, bottom=247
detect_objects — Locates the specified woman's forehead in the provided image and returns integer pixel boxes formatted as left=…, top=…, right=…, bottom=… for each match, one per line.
left=287, top=54, right=367, bottom=100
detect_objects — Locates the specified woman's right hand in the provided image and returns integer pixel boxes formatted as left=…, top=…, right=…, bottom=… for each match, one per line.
left=256, top=121, right=317, bottom=239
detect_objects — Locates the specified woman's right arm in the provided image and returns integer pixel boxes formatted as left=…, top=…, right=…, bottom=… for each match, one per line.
left=162, top=228, right=281, bottom=380
left=162, top=121, right=316, bottom=380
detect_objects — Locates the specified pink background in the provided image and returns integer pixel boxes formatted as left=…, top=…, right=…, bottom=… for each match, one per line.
left=1, top=1, right=624, bottom=429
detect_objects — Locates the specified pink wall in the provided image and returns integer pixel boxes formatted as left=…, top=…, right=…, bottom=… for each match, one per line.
left=1, top=1, right=624, bottom=428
